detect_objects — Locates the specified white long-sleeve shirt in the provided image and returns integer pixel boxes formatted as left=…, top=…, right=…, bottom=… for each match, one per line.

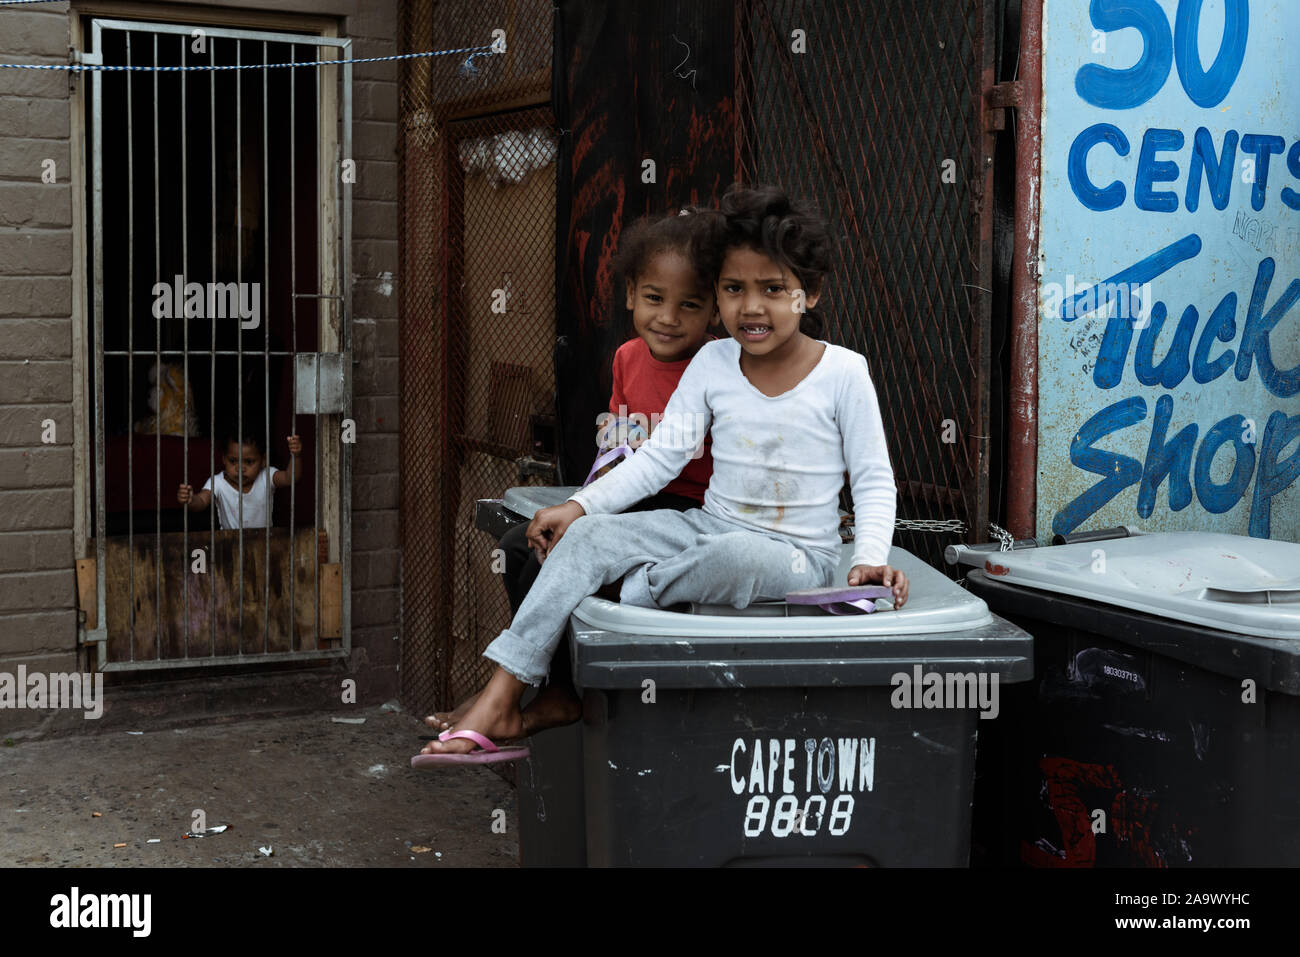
left=569, top=337, right=897, bottom=567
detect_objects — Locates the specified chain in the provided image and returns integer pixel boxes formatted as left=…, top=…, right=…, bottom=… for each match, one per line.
left=0, top=46, right=495, bottom=71
left=892, top=518, right=967, bottom=533
left=987, top=522, right=1015, bottom=552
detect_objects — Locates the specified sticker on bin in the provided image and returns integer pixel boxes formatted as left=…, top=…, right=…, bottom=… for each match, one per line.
left=727, top=737, right=875, bottom=839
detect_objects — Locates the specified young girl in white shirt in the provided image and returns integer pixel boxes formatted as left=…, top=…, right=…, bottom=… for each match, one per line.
left=418, top=183, right=908, bottom=765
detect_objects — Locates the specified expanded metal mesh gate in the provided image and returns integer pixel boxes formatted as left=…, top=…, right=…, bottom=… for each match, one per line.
left=735, top=0, right=998, bottom=571
left=398, top=1, right=557, bottom=717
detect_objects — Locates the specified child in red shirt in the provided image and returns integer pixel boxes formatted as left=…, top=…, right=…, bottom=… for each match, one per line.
left=426, top=207, right=719, bottom=737
left=597, top=333, right=714, bottom=498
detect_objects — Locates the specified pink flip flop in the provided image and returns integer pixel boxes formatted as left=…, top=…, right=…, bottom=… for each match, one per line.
left=410, top=729, right=531, bottom=768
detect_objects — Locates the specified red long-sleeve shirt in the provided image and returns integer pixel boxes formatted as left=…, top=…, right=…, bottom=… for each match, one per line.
left=608, top=337, right=714, bottom=503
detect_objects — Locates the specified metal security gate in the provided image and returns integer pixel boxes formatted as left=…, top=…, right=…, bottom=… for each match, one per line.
left=397, top=0, right=555, bottom=717
left=83, top=18, right=353, bottom=670
left=734, top=0, right=1001, bottom=572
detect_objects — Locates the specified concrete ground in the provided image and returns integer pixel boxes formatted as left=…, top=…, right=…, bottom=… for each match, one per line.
left=0, top=705, right=519, bottom=867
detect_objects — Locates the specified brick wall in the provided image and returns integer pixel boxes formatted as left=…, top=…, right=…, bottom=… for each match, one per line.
left=344, top=0, right=402, bottom=701
left=0, top=1, right=403, bottom=727
left=0, top=3, right=79, bottom=695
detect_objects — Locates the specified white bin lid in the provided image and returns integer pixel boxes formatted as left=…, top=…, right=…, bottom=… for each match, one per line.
left=572, top=544, right=993, bottom=637
left=502, top=486, right=580, bottom=519
left=978, top=532, right=1300, bottom=639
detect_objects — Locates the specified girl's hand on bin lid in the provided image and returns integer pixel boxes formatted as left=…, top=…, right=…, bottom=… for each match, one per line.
left=527, top=501, right=586, bottom=563
left=848, top=564, right=908, bottom=609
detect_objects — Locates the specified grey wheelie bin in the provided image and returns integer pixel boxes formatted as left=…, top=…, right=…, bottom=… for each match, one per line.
left=963, top=531, right=1300, bottom=867
left=510, top=534, right=1033, bottom=867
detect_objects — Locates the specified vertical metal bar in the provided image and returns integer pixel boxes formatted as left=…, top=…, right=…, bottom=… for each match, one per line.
left=312, top=49, right=320, bottom=650
left=236, top=38, right=244, bottom=650
left=153, top=32, right=162, bottom=660
left=340, top=51, right=353, bottom=656
left=126, top=32, right=135, bottom=661
left=263, top=40, right=271, bottom=654
left=92, top=20, right=108, bottom=667
left=1008, top=0, right=1043, bottom=540
left=182, top=32, right=190, bottom=658
left=209, top=37, right=217, bottom=658
left=288, top=49, right=297, bottom=652
left=313, top=323, right=321, bottom=647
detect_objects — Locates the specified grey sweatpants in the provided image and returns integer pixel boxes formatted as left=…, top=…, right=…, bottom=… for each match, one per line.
left=483, top=507, right=840, bottom=685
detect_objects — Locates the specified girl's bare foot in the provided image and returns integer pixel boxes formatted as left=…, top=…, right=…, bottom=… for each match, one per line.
left=523, top=682, right=582, bottom=734
left=420, top=668, right=527, bottom=755
left=423, top=691, right=480, bottom=732
left=423, top=683, right=579, bottom=737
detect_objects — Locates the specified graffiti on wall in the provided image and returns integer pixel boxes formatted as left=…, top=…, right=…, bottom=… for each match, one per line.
left=1038, top=0, right=1300, bottom=539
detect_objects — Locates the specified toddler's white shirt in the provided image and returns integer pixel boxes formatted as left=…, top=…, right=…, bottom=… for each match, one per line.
left=203, top=466, right=280, bottom=529
left=569, top=338, right=897, bottom=567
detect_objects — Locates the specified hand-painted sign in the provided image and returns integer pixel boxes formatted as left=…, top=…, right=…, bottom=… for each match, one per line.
left=1038, top=0, right=1300, bottom=540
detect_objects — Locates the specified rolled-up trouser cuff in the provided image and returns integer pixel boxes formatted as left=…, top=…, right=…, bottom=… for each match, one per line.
left=482, top=628, right=550, bottom=687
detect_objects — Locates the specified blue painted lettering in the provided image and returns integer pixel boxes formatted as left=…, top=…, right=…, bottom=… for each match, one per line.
left=1138, top=394, right=1197, bottom=517
left=1135, top=128, right=1185, bottom=212
left=1173, top=0, right=1249, bottom=108
left=1234, top=257, right=1300, bottom=399
left=1194, top=415, right=1256, bottom=513
left=1069, top=123, right=1130, bottom=212
left=1076, top=0, right=1173, bottom=110
left=1184, top=127, right=1238, bottom=212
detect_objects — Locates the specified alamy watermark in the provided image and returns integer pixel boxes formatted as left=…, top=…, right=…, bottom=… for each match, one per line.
left=890, top=665, right=999, bottom=720
left=0, top=667, right=103, bottom=720
left=1040, top=276, right=1154, bottom=324
left=595, top=406, right=709, bottom=458
left=50, top=888, right=150, bottom=937
left=151, top=275, right=261, bottom=330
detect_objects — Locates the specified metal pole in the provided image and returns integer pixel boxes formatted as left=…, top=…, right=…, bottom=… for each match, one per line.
left=969, top=0, right=998, bottom=546
left=263, top=40, right=271, bottom=654
left=288, top=47, right=297, bottom=651
left=209, top=37, right=217, bottom=657
left=236, top=38, right=244, bottom=650
left=1007, top=0, right=1043, bottom=540
left=340, top=48, right=353, bottom=656
left=153, top=32, right=162, bottom=659
left=182, top=32, right=190, bottom=658
left=312, top=50, right=321, bottom=649
left=125, top=32, right=135, bottom=661
left=91, top=20, right=107, bottom=669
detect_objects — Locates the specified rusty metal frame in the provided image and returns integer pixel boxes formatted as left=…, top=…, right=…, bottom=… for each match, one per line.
left=1006, top=0, right=1043, bottom=540
left=968, top=0, right=1000, bottom=546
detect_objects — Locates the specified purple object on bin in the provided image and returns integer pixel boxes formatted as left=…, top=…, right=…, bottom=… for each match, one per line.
left=785, top=584, right=896, bottom=615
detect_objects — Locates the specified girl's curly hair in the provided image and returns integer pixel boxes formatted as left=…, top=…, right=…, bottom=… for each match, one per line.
left=611, top=206, right=720, bottom=299
left=700, top=182, right=834, bottom=338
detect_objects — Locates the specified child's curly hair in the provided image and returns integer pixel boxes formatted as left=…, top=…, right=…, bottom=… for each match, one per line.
left=220, top=428, right=266, bottom=457
left=611, top=206, right=720, bottom=299
left=702, top=182, right=834, bottom=338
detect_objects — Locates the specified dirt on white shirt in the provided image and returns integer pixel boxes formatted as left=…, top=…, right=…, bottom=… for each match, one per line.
left=203, top=466, right=280, bottom=529
left=569, top=338, right=897, bottom=567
